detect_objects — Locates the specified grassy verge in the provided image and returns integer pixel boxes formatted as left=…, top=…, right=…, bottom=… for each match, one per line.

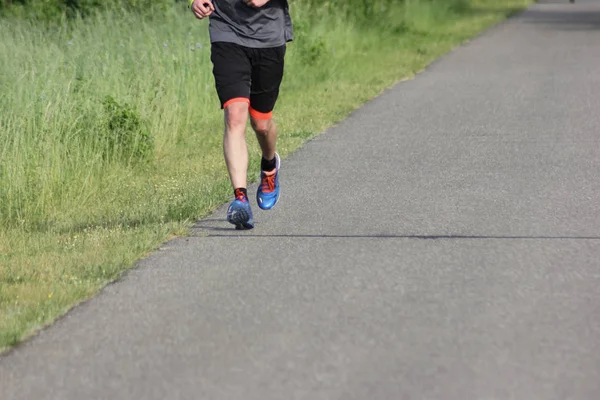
left=0, top=0, right=532, bottom=351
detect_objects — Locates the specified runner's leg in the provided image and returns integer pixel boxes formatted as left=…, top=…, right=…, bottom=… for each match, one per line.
left=249, top=45, right=286, bottom=210
left=211, top=42, right=256, bottom=228
left=211, top=42, right=252, bottom=191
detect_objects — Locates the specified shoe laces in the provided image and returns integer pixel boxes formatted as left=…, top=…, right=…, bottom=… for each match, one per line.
left=260, top=170, right=276, bottom=193
left=234, top=188, right=247, bottom=202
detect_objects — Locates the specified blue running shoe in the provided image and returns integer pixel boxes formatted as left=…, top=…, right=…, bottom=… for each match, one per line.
left=227, top=189, right=254, bottom=230
left=257, top=152, right=281, bottom=210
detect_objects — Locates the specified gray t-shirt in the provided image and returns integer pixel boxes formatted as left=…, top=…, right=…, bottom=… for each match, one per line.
left=209, top=0, right=293, bottom=48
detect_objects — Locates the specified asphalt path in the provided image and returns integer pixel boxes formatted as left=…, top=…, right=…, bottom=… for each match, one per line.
left=2, top=1, right=600, bottom=399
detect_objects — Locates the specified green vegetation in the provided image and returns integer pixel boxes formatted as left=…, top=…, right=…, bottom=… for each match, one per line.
left=0, top=0, right=180, bottom=20
left=0, top=0, right=532, bottom=350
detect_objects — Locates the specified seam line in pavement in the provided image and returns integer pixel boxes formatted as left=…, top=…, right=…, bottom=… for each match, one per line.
left=199, top=234, right=600, bottom=240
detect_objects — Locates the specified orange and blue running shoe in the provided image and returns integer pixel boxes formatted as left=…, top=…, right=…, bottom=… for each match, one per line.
left=227, top=189, right=254, bottom=230
left=256, top=152, right=281, bottom=210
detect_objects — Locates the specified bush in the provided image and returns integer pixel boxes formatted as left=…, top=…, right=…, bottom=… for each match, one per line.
left=101, top=96, right=153, bottom=164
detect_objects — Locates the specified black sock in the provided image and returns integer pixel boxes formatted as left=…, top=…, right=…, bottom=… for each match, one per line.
left=234, top=188, right=247, bottom=198
left=261, top=156, right=277, bottom=172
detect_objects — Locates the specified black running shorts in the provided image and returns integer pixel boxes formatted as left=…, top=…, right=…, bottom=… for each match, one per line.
left=210, top=42, right=286, bottom=119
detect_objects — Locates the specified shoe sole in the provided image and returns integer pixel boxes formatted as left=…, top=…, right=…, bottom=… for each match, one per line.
left=227, top=209, right=254, bottom=230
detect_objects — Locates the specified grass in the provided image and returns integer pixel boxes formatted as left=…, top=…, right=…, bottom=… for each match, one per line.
left=0, top=0, right=532, bottom=351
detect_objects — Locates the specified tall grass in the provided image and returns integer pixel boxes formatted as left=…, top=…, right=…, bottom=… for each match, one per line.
left=0, top=0, right=532, bottom=349
left=0, top=6, right=217, bottom=229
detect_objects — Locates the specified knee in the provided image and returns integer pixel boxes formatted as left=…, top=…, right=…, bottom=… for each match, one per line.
left=251, top=118, right=273, bottom=137
left=224, top=102, right=249, bottom=132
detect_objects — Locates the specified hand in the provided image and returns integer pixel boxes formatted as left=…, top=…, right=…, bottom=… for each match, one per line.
left=244, top=0, right=270, bottom=8
left=192, top=0, right=215, bottom=19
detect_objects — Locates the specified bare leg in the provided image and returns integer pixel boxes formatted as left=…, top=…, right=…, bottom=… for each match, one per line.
left=251, top=117, right=277, bottom=163
left=223, top=102, right=250, bottom=189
